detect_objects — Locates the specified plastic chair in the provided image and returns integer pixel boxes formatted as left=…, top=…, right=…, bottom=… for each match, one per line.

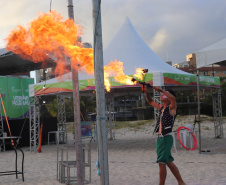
left=182, top=124, right=198, bottom=148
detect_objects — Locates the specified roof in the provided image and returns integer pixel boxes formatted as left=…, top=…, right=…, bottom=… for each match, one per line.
left=196, top=38, right=226, bottom=69
left=0, top=48, right=56, bottom=75
left=103, top=17, right=188, bottom=75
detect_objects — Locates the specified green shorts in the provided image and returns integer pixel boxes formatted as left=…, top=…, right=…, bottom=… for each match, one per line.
left=156, top=135, right=174, bottom=164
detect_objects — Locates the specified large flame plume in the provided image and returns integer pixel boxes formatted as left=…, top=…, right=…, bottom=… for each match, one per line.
left=5, top=11, right=94, bottom=77
left=5, top=11, right=146, bottom=92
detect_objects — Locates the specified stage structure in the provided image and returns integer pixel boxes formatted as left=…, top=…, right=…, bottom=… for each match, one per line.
left=29, top=96, right=40, bottom=152
left=153, top=87, right=165, bottom=122
left=105, top=94, right=115, bottom=140
left=57, top=95, right=67, bottom=144
left=29, top=94, right=67, bottom=152
left=212, top=89, right=224, bottom=138
left=28, top=91, right=116, bottom=152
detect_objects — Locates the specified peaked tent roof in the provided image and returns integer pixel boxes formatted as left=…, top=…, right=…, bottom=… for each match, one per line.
left=196, top=38, right=226, bottom=69
left=103, top=17, right=188, bottom=75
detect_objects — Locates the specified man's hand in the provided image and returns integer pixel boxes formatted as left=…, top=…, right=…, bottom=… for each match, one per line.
left=153, top=86, right=164, bottom=93
left=143, top=86, right=152, bottom=102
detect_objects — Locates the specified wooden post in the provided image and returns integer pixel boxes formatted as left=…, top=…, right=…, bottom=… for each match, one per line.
left=92, top=0, right=109, bottom=184
left=67, top=0, right=83, bottom=184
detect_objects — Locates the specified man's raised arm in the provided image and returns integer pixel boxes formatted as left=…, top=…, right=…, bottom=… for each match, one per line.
left=143, top=86, right=162, bottom=110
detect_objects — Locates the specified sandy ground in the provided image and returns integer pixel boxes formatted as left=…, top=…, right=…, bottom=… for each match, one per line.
left=0, top=115, right=226, bottom=185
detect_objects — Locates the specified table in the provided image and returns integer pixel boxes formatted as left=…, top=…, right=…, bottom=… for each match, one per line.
left=48, top=130, right=66, bottom=145
left=0, top=136, right=24, bottom=181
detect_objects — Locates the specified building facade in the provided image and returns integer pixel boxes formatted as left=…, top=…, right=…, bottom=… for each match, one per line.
left=173, top=53, right=226, bottom=77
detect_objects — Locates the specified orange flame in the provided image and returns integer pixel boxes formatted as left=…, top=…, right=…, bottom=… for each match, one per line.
left=133, top=68, right=144, bottom=81
left=104, top=60, right=135, bottom=91
left=104, top=60, right=146, bottom=92
left=5, top=11, right=94, bottom=77
left=5, top=11, right=146, bottom=92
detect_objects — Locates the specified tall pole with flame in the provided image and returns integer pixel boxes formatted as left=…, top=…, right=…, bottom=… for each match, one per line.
left=92, top=0, right=109, bottom=184
left=67, top=0, right=83, bottom=184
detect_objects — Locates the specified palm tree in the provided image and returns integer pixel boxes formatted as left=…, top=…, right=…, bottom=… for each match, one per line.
left=80, top=96, right=96, bottom=121
left=43, top=95, right=96, bottom=121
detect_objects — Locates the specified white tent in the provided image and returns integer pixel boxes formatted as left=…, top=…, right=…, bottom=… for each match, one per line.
left=196, top=38, right=226, bottom=68
left=103, top=17, right=188, bottom=75
left=195, top=38, right=225, bottom=150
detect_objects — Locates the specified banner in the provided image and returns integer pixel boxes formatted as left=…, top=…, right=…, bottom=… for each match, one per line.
left=0, top=77, right=34, bottom=119
left=163, top=73, right=220, bottom=87
left=33, top=73, right=153, bottom=96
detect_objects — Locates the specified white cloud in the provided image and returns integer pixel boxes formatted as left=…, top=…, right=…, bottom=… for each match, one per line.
left=150, top=28, right=168, bottom=53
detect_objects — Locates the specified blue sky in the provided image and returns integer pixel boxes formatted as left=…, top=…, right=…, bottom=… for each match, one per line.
left=1, top=0, right=226, bottom=64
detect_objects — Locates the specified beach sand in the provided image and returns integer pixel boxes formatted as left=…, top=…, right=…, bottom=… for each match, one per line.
left=0, top=115, right=225, bottom=185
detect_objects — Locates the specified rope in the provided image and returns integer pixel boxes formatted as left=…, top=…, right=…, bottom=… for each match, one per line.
left=95, top=134, right=100, bottom=176
left=95, top=116, right=102, bottom=175
left=16, top=117, right=27, bottom=145
left=80, top=112, right=85, bottom=121
left=0, top=94, right=14, bottom=146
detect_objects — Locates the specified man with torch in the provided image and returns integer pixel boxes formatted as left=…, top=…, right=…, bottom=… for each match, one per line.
left=143, top=85, right=186, bottom=185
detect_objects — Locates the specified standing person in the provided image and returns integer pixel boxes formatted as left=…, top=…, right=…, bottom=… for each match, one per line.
left=143, top=86, right=186, bottom=185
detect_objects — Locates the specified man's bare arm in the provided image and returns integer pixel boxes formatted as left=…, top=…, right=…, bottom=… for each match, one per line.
left=143, top=86, right=162, bottom=110
left=153, top=86, right=177, bottom=116
left=164, top=91, right=177, bottom=116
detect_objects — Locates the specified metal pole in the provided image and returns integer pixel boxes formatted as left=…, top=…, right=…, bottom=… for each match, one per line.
left=197, top=69, right=201, bottom=154
left=67, top=0, right=83, bottom=184
left=92, top=0, right=109, bottom=184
